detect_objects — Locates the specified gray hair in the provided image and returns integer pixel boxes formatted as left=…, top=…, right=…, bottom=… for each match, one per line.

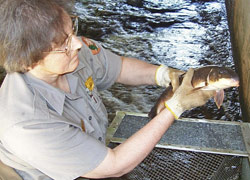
left=0, top=0, right=74, bottom=73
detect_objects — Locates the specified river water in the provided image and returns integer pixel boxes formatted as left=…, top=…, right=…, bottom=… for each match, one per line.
left=75, top=0, right=241, bottom=122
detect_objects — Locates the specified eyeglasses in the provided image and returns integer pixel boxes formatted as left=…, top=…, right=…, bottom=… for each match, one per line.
left=71, top=15, right=78, bottom=35
left=46, top=15, right=79, bottom=56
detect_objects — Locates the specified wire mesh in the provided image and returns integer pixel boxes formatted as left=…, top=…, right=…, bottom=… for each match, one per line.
left=104, top=143, right=242, bottom=180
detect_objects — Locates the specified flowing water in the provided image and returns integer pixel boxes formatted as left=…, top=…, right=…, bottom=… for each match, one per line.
left=75, top=0, right=242, bottom=122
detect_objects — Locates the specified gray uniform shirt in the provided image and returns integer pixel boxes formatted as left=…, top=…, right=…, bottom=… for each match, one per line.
left=0, top=37, right=122, bottom=180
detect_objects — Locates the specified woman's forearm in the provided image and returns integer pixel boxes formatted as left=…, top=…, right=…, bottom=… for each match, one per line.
left=83, top=109, right=174, bottom=178
left=116, top=56, right=159, bottom=86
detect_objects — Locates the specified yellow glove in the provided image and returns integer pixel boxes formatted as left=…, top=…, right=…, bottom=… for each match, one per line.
left=165, top=68, right=215, bottom=119
left=155, top=65, right=184, bottom=91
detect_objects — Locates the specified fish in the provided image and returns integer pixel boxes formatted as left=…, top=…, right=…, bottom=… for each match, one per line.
left=148, top=66, right=239, bottom=119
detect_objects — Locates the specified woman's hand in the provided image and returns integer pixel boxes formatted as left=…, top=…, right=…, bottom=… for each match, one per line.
left=165, top=68, right=215, bottom=119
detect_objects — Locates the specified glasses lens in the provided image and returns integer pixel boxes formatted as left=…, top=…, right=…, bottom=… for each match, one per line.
left=66, top=34, right=73, bottom=55
left=71, top=16, right=78, bottom=35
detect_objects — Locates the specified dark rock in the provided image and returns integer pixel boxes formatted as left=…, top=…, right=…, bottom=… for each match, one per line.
left=126, top=0, right=143, bottom=7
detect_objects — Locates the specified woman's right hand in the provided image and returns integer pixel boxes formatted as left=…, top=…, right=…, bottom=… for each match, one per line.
left=164, top=68, right=215, bottom=119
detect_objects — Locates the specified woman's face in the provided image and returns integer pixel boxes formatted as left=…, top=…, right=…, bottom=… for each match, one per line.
left=33, top=12, right=83, bottom=76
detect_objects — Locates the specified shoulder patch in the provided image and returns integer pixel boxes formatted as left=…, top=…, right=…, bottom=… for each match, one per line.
left=82, top=36, right=101, bottom=55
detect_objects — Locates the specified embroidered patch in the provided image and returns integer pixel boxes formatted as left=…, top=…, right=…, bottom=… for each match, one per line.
left=85, top=76, right=94, bottom=91
left=82, top=36, right=101, bottom=55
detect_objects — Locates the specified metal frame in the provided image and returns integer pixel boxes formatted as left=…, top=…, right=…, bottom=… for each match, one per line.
left=106, top=111, right=250, bottom=159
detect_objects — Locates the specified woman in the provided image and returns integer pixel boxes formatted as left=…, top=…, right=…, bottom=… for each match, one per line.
left=0, top=0, right=214, bottom=179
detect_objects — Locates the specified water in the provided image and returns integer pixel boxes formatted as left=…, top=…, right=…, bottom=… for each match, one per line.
left=75, top=0, right=242, bottom=122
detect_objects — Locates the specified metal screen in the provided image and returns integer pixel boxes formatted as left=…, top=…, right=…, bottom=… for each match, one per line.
left=103, top=112, right=248, bottom=180
left=104, top=143, right=242, bottom=180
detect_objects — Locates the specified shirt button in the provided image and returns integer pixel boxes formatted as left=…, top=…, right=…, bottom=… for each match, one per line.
left=98, top=137, right=102, bottom=141
left=89, top=116, right=92, bottom=120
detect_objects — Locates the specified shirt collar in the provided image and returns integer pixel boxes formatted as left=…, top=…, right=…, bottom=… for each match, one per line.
left=24, top=72, right=65, bottom=115
left=24, top=72, right=80, bottom=115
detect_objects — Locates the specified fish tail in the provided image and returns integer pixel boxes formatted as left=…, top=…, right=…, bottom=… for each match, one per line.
left=148, top=87, right=174, bottom=119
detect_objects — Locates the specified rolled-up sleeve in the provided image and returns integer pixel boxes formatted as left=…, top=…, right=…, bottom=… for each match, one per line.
left=94, top=48, right=122, bottom=90
left=78, top=37, right=122, bottom=90
left=2, top=122, right=108, bottom=180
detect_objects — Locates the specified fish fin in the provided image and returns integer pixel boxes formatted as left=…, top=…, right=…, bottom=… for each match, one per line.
left=214, top=89, right=224, bottom=109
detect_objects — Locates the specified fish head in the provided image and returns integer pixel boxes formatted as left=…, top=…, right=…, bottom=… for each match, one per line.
left=206, top=67, right=239, bottom=90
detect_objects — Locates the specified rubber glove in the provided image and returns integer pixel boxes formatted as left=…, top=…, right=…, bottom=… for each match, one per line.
left=155, top=65, right=185, bottom=92
left=165, top=68, right=215, bottom=119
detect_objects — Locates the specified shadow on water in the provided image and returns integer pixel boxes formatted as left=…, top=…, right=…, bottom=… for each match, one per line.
left=76, top=0, right=241, bottom=122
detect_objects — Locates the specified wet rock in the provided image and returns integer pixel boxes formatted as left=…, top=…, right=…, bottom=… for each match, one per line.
left=191, top=0, right=213, bottom=2
left=126, top=0, right=143, bottom=7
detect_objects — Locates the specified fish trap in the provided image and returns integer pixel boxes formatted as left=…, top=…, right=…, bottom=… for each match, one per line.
left=104, top=111, right=250, bottom=180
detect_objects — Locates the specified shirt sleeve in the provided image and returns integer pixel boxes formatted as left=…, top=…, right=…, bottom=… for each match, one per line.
left=1, top=121, right=108, bottom=180
left=78, top=37, right=122, bottom=90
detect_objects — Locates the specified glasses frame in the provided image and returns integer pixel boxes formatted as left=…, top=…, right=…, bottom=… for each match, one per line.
left=45, top=15, right=79, bottom=56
